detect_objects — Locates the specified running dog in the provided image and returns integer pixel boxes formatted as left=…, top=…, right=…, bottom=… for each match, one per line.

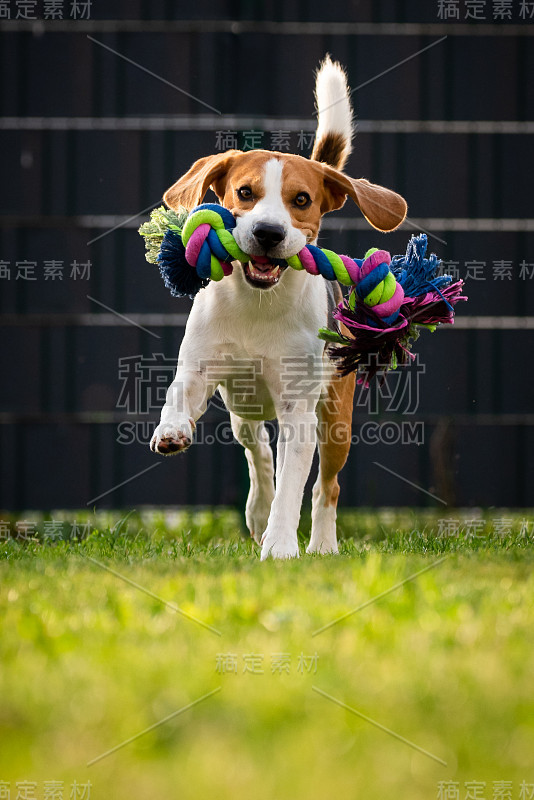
left=150, top=56, right=407, bottom=559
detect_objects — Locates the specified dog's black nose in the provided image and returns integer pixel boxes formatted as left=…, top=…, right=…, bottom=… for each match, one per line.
left=252, top=223, right=285, bottom=250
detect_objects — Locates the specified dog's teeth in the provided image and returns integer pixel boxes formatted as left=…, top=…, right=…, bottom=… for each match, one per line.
left=249, top=263, right=280, bottom=280
left=246, top=261, right=282, bottom=286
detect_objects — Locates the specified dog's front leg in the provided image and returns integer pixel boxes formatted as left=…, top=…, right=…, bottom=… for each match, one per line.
left=150, top=366, right=208, bottom=455
left=260, top=405, right=317, bottom=560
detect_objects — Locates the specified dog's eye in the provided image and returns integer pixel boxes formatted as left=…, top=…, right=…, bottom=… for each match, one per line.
left=237, top=186, right=253, bottom=200
left=294, top=192, right=311, bottom=208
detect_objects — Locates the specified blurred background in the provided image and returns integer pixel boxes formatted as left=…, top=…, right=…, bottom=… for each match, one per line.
left=1, top=0, right=532, bottom=511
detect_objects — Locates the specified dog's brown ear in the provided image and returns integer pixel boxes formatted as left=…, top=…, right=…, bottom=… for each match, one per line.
left=317, top=163, right=407, bottom=232
left=163, top=150, right=242, bottom=211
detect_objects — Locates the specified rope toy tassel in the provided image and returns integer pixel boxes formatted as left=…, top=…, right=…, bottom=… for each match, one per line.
left=158, top=228, right=209, bottom=298
left=324, top=234, right=467, bottom=385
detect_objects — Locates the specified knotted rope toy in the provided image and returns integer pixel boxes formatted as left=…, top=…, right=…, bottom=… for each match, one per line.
left=139, top=203, right=467, bottom=384
left=323, top=237, right=467, bottom=383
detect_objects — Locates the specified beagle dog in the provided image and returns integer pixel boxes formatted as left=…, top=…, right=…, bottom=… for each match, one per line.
left=150, top=56, right=407, bottom=559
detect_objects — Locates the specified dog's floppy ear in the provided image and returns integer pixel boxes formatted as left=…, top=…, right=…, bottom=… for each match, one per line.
left=317, top=162, right=407, bottom=232
left=163, top=150, right=242, bottom=211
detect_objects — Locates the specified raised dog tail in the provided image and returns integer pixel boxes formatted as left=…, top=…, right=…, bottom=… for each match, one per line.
left=311, top=55, right=354, bottom=171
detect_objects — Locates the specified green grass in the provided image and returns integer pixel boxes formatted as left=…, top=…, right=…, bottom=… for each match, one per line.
left=1, top=509, right=533, bottom=800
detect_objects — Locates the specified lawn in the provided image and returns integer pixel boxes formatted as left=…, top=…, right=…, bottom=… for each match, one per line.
left=1, top=509, right=533, bottom=800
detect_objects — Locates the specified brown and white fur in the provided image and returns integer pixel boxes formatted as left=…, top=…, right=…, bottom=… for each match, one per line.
left=150, top=56, right=407, bottom=559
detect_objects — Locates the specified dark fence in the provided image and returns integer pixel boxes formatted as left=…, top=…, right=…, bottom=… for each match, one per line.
left=1, top=1, right=533, bottom=510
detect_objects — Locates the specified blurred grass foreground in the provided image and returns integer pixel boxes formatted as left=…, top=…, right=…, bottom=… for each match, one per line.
left=1, top=508, right=533, bottom=800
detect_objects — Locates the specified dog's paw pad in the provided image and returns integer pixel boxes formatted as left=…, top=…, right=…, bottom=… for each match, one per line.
left=150, top=424, right=192, bottom=456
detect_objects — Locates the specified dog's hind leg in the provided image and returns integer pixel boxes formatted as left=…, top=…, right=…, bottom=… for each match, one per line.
left=230, top=413, right=275, bottom=545
left=308, top=368, right=356, bottom=555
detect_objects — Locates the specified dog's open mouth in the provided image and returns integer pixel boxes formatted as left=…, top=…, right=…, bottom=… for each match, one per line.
left=244, top=257, right=287, bottom=289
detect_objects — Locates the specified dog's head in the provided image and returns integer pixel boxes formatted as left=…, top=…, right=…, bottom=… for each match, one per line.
left=163, top=149, right=407, bottom=290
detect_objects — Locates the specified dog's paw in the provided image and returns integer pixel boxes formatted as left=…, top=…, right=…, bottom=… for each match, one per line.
left=150, top=420, right=194, bottom=456
left=248, top=523, right=266, bottom=547
left=306, top=541, right=339, bottom=555
left=260, top=529, right=299, bottom=561
left=246, top=496, right=275, bottom=546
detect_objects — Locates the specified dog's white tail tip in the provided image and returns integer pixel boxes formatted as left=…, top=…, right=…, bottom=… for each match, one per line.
left=311, top=54, right=353, bottom=171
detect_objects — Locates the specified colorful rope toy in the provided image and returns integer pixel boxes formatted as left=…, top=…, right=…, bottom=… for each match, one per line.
left=324, top=237, right=467, bottom=383
left=139, top=203, right=467, bottom=383
left=181, top=205, right=249, bottom=281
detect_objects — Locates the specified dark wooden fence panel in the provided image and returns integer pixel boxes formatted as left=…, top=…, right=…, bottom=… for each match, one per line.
left=1, top=2, right=532, bottom=510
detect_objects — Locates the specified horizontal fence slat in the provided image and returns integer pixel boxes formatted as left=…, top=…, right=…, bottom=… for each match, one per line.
left=2, top=315, right=534, bottom=329
left=0, top=313, right=189, bottom=327
left=1, top=21, right=534, bottom=36
left=1, top=413, right=533, bottom=426
left=3, top=117, right=534, bottom=134
left=2, top=216, right=533, bottom=232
